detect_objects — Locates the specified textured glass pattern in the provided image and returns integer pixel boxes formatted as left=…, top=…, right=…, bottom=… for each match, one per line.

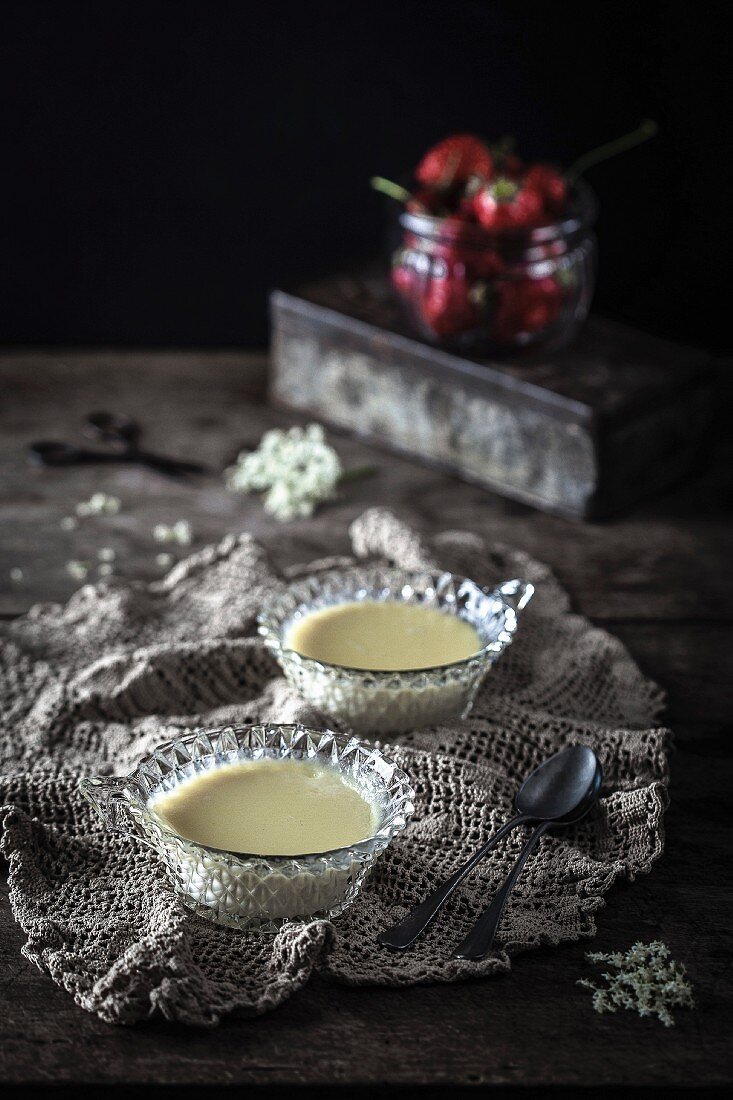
left=393, top=181, right=598, bottom=354
left=258, top=566, right=533, bottom=733
left=81, top=723, right=415, bottom=930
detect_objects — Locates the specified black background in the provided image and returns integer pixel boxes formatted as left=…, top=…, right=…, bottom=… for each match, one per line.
left=0, top=0, right=726, bottom=349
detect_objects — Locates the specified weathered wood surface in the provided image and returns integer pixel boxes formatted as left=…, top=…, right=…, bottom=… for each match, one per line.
left=1, top=350, right=731, bottom=1092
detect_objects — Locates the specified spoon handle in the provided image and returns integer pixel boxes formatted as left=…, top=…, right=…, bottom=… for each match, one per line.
left=452, top=819, right=552, bottom=960
left=378, top=813, right=534, bottom=951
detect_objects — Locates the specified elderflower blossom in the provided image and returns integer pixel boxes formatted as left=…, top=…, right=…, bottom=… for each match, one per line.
left=153, top=520, right=192, bottom=546
left=226, top=424, right=342, bottom=521
left=66, top=560, right=90, bottom=581
left=578, top=941, right=694, bottom=1027
left=75, top=492, right=121, bottom=517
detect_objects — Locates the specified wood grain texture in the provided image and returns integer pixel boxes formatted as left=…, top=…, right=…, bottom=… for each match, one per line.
left=0, top=349, right=731, bottom=1091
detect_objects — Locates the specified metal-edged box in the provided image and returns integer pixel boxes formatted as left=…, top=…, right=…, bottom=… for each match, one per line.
left=270, top=275, right=716, bottom=519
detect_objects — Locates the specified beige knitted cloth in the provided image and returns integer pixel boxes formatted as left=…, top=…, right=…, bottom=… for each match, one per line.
left=0, top=508, right=669, bottom=1027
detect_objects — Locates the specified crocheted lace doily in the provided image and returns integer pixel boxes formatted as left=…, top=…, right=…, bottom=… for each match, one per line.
left=0, top=509, right=668, bottom=1027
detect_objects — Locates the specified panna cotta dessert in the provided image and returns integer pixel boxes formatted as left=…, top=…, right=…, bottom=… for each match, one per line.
left=80, top=723, right=414, bottom=929
left=258, top=566, right=534, bottom=734
left=285, top=600, right=482, bottom=671
left=151, top=757, right=378, bottom=856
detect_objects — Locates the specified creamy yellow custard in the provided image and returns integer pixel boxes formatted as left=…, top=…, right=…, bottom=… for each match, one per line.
left=151, top=758, right=377, bottom=856
left=285, top=599, right=482, bottom=671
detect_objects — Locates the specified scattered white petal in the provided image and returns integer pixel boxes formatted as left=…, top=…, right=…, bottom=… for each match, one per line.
left=66, top=560, right=90, bottom=581
left=156, top=552, right=173, bottom=568
left=60, top=516, right=78, bottom=531
left=153, top=523, right=172, bottom=543
left=153, top=520, right=192, bottom=546
left=98, top=547, right=116, bottom=561
left=98, top=563, right=113, bottom=577
left=75, top=492, right=121, bottom=517
left=172, top=519, right=192, bottom=545
left=10, top=567, right=24, bottom=583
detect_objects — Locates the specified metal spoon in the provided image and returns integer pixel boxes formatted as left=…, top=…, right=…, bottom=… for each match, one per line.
left=453, top=747, right=603, bottom=960
left=378, top=745, right=602, bottom=952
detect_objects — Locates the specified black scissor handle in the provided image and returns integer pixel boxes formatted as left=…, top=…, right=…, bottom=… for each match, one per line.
left=29, top=441, right=124, bottom=466
left=84, top=411, right=140, bottom=447
left=29, top=413, right=208, bottom=477
left=29, top=440, right=85, bottom=466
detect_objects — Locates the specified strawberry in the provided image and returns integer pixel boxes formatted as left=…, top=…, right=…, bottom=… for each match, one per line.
left=416, top=134, right=494, bottom=190
left=428, top=217, right=504, bottom=284
left=421, top=271, right=478, bottom=337
left=523, top=163, right=568, bottom=215
left=391, top=261, right=415, bottom=297
left=493, top=277, right=564, bottom=342
left=473, top=177, right=544, bottom=230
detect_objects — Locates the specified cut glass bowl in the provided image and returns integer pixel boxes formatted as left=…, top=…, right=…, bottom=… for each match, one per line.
left=80, top=723, right=415, bottom=931
left=258, top=566, right=533, bottom=734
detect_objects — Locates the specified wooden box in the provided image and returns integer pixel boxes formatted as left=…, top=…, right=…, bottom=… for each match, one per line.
left=269, top=273, right=716, bottom=519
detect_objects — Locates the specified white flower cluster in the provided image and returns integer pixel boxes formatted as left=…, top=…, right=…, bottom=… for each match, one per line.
left=65, top=548, right=118, bottom=583
left=579, top=941, right=694, bottom=1027
left=226, top=424, right=343, bottom=521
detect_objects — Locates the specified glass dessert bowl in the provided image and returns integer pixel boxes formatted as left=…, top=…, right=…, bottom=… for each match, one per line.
left=80, top=723, right=415, bottom=931
left=258, top=566, right=534, bottom=734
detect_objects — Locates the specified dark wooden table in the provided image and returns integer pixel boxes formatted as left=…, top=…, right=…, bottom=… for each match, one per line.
left=1, top=349, right=731, bottom=1094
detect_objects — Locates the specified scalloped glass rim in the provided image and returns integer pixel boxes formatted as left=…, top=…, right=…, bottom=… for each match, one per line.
left=89, top=723, right=415, bottom=864
left=258, top=565, right=532, bottom=682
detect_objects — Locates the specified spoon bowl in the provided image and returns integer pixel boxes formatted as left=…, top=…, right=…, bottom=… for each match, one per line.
left=515, top=744, right=601, bottom=822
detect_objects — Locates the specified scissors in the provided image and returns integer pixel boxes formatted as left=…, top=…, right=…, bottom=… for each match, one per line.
left=29, top=412, right=208, bottom=478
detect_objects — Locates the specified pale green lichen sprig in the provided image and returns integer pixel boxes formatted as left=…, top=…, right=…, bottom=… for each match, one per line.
left=578, top=941, right=694, bottom=1027
left=226, top=423, right=373, bottom=522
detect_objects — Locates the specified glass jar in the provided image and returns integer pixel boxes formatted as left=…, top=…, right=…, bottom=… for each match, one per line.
left=391, top=181, right=597, bottom=354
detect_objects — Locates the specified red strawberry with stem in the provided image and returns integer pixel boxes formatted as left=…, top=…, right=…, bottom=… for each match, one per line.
left=416, top=134, right=494, bottom=190
left=473, top=177, right=544, bottom=230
